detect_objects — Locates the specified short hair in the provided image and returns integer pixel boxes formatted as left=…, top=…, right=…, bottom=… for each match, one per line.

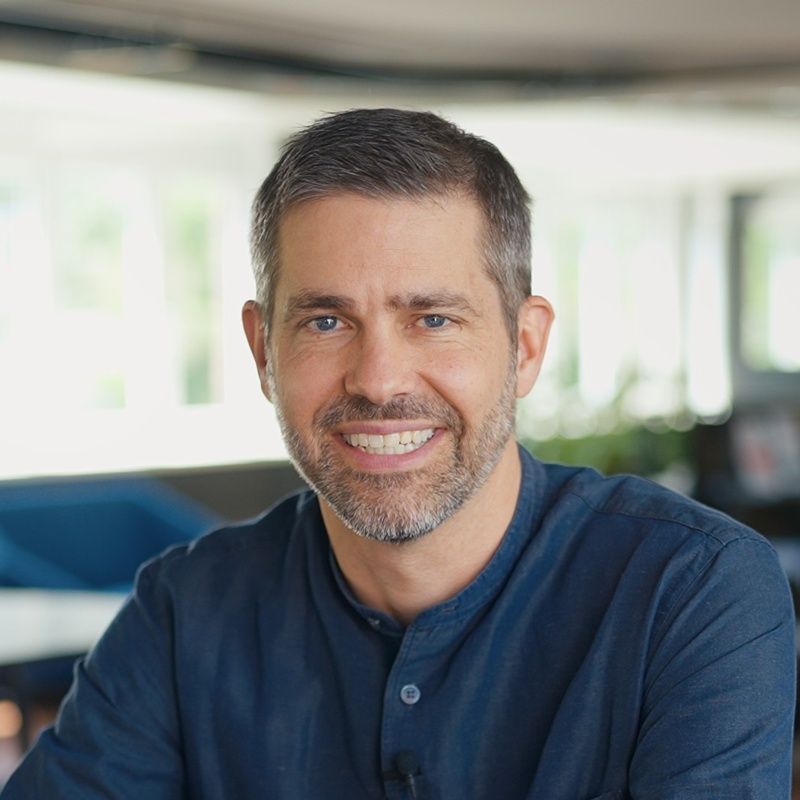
left=249, top=107, right=531, bottom=338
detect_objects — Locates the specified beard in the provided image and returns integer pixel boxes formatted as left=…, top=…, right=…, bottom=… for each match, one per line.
left=268, top=358, right=518, bottom=544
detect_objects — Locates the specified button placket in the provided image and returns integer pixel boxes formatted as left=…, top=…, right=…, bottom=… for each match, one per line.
left=380, top=626, right=428, bottom=799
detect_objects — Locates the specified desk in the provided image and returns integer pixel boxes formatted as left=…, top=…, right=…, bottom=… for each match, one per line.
left=0, top=589, right=124, bottom=666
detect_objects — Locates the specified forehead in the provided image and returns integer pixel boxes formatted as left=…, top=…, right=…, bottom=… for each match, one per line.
left=275, top=192, right=490, bottom=296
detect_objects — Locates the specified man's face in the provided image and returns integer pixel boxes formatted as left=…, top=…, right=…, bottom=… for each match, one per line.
left=260, top=192, right=526, bottom=543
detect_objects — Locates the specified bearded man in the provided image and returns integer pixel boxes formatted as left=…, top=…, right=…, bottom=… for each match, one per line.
left=3, top=108, right=794, bottom=800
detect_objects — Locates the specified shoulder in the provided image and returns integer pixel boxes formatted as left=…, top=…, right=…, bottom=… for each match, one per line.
left=534, top=454, right=769, bottom=550
left=523, top=453, right=792, bottom=651
left=525, top=453, right=785, bottom=611
left=136, top=488, right=321, bottom=591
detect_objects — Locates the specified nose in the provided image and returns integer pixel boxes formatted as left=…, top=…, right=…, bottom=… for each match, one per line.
left=344, top=327, right=416, bottom=405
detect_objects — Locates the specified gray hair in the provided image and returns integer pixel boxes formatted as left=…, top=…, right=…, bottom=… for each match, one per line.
left=250, top=108, right=531, bottom=338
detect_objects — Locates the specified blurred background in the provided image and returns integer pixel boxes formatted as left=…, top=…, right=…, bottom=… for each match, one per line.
left=0, top=0, right=799, bottom=787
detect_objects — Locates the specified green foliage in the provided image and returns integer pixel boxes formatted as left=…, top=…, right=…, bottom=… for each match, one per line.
left=56, top=192, right=124, bottom=313
left=741, top=222, right=771, bottom=370
left=93, top=373, right=125, bottom=409
left=521, top=426, right=691, bottom=477
left=163, top=180, right=217, bottom=405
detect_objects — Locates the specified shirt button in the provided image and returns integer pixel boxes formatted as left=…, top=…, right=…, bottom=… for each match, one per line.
left=367, top=618, right=381, bottom=630
left=400, top=684, right=421, bottom=705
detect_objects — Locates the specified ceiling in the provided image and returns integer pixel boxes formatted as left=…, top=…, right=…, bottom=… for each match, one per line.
left=1, top=0, right=799, bottom=84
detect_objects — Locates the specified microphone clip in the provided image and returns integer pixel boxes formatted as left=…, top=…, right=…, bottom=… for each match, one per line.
left=384, top=749, right=422, bottom=799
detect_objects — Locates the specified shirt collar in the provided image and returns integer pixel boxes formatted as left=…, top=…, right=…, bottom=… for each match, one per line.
left=325, top=444, right=546, bottom=632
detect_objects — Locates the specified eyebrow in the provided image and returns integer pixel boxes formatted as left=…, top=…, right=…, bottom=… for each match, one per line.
left=283, top=289, right=479, bottom=321
left=283, top=291, right=356, bottom=321
left=390, top=291, right=478, bottom=316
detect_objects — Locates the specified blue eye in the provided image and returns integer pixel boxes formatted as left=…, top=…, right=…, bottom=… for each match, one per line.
left=310, top=316, right=339, bottom=332
left=422, top=315, right=448, bottom=329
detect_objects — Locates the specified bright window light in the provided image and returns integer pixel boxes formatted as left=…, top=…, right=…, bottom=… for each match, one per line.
left=0, top=61, right=289, bottom=478
left=3, top=64, right=799, bottom=477
left=741, top=191, right=800, bottom=373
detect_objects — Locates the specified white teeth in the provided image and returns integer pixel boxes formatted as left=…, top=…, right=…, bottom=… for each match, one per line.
left=342, top=428, right=435, bottom=455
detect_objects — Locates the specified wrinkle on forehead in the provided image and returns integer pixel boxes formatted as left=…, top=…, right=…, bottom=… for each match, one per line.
left=275, top=192, right=495, bottom=326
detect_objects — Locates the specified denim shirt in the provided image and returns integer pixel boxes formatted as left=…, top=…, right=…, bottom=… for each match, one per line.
left=3, top=447, right=795, bottom=799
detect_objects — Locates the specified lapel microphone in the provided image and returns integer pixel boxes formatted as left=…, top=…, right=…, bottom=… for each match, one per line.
left=395, top=750, right=420, bottom=799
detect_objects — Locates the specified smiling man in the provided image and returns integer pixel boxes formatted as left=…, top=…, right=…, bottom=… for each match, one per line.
left=243, top=189, right=548, bottom=623
left=3, top=109, right=795, bottom=800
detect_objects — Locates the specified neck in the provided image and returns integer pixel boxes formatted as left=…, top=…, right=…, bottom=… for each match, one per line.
left=321, top=439, right=522, bottom=626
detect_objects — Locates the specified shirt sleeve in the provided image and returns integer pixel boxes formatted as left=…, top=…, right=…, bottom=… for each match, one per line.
left=630, top=535, right=796, bottom=799
left=1, top=559, right=186, bottom=800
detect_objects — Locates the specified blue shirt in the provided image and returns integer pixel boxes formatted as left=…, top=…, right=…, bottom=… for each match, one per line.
left=3, top=448, right=795, bottom=799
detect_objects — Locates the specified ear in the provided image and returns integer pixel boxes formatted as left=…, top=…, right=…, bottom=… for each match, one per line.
left=515, top=295, right=554, bottom=398
left=242, top=300, right=272, bottom=402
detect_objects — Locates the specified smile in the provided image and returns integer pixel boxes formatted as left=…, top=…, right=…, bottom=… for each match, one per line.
left=341, top=429, right=435, bottom=455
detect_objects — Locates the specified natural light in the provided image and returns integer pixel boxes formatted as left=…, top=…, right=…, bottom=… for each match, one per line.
left=2, top=61, right=800, bottom=478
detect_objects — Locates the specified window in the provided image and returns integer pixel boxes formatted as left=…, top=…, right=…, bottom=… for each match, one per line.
left=740, top=189, right=800, bottom=373
left=3, top=65, right=799, bottom=478
left=0, top=61, right=284, bottom=478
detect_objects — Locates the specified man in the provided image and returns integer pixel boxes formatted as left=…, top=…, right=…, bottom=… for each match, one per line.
left=2, top=108, right=795, bottom=799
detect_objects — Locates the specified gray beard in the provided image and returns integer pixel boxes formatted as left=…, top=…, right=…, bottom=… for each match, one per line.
left=269, top=360, right=517, bottom=544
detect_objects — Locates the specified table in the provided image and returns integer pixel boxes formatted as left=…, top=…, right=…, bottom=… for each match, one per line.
left=0, top=589, right=125, bottom=666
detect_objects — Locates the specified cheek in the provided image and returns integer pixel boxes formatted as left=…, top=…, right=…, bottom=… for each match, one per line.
left=272, top=347, right=345, bottom=421
left=423, top=349, right=508, bottom=416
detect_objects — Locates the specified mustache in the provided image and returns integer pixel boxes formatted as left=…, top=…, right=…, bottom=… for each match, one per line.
left=316, top=394, right=462, bottom=433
